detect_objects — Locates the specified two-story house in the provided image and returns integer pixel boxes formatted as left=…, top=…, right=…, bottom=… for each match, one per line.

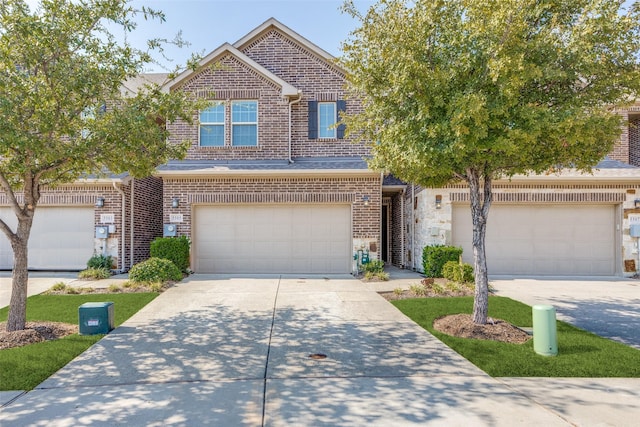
left=155, top=18, right=380, bottom=274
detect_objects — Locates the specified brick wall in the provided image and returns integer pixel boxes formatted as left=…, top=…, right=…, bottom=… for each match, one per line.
left=130, top=177, right=164, bottom=266
left=167, top=29, right=371, bottom=162
left=163, top=175, right=380, bottom=246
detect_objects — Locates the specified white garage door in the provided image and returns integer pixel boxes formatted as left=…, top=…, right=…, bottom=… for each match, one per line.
left=0, top=206, right=95, bottom=270
left=194, top=204, right=351, bottom=274
left=452, top=204, right=616, bottom=276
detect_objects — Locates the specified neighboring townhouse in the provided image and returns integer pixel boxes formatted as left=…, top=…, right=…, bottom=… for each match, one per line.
left=0, top=75, right=167, bottom=272
left=156, top=18, right=380, bottom=274
left=395, top=103, right=640, bottom=277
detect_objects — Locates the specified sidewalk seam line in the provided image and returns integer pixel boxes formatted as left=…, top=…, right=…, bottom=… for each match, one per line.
left=261, top=275, right=281, bottom=427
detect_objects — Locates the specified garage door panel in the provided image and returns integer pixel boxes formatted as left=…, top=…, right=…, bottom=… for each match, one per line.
left=194, top=205, right=351, bottom=274
left=0, top=207, right=94, bottom=270
left=453, top=204, right=615, bottom=276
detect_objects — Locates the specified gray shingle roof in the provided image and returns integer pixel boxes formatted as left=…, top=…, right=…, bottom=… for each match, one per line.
left=157, top=157, right=370, bottom=171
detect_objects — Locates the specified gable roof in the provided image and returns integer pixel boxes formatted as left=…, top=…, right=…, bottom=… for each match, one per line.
left=166, top=42, right=299, bottom=97
left=233, top=17, right=336, bottom=64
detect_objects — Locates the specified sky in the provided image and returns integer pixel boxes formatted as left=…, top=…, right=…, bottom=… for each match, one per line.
left=23, top=0, right=637, bottom=73
left=116, top=0, right=375, bottom=73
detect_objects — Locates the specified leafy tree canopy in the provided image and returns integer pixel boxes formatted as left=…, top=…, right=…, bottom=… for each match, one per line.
left=0, top=0, right=202, bottom=192
left=340, top=0, right=640, bottom=186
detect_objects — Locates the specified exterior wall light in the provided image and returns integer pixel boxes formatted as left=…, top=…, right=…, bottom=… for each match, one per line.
left=635, top=199, right=640, bottom=209
left=435, top=195, right=442, bottom=209
left=363, top=195, right=370, bottom=207
left=95, top=197, right=105, bottom=208
left=172, top=197, right=180, bottom=208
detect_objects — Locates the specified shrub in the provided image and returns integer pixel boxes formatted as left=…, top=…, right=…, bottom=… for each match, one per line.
left=49, top=282, right=68, bottom=292
left=150, top=236, right=190, bottom=272
left=129, top=257, right=183, bottom=283
left=393, top=287, right=404, bottom=296
left=409, top=283, right=426, bottom=296
left=442, top=260, right=475, bottom=283
left=422, top=245, right=463, bottom=278
left=87, top=254, right=113, bottom=270
left=363, top=259, right=385, bottom=274
left=108, top=284, right=121, bottom=293
left=78, top=268, right=111, bottom=280
left=364, top=271, right=389, bottom=281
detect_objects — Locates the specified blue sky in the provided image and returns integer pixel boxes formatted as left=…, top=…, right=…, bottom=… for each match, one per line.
left=123, top=0, right=375, bottom=72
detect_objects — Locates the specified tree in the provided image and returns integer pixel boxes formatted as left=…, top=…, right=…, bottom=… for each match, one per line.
left=340, top=0, right=640, bottom=323
left=0, top=0, right=204, bottom=331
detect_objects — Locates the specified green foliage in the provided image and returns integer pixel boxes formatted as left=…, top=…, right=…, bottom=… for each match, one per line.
left=78, top=268, right=111, bottom=280
left=364, top=271, right=389, bottom=281
left=0, top=292, right=158, bottom=390
left=422, top=246, right=463, bottom=278
left=393, top=287, right=404, bottom=296
left=442, top=261, right=475, bottom=283
left=363, top=259, right=385, bottom=273
left=392, top=297, right=640, bottom=377
left=86, top=255, right=113, bottom=270
left=129, top=257, right=182, bottom=283
left=150, top=236, right=191, bottom=272
left=49, top=282, right=68, bottom=292
left=409, top=283, right=427, bottom=296
left=107, top=284, right=121, bottom=293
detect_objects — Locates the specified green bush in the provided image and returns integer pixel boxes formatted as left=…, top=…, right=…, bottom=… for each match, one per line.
left=87, top=254, right=113, bottom=270
left=422, top=245, right=463, bottom=278
left=78, top=267, right=111, bottom=280
left=129, top=257, right=183, bottom=283
left=150, top=236, right=190, bottom=272
left=363, top=259, right=385, bottom=273
left=442, top=260, right=475, bottom=283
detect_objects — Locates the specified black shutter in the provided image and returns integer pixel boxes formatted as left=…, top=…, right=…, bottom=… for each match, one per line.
left=308, top=101, right=318, bottom=139
left=336, top=100, right=347, bottom=139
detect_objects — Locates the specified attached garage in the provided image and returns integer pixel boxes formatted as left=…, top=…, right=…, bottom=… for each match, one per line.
left=193, top=204, right=352, bottom=274
left=452, top=204, right=617, bottom=276
left=0, top=206, right=95, bottom=270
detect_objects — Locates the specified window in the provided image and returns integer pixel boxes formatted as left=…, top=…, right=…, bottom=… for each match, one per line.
left=231, top=100, right=258, bottom=146
left=308, top=100, right=346, bottom=139
left=199, top=103, right=225, bottom=146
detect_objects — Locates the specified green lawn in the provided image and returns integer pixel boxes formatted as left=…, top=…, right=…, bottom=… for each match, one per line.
left=393, top=296, right=640, bottom=377
left=0, top=293, right=158, bottom=390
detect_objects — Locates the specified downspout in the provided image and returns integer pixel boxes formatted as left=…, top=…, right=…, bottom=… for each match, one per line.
left=401, top=187, right=406, bottom=268
left=112, top=181, right=126, bottom=273
left=288, top=91, right=303, bottom=163
left=411, top=184, right=415, bottom=270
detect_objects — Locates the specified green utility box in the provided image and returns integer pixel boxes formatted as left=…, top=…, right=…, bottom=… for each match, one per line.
left=532, top=304, right=558, bottom=356
left=79, top=302, right=114, bottom=335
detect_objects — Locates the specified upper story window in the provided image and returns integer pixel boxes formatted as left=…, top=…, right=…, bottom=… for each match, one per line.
left=199, top=102, right=225, bottom=146
left=231, top=100, right=258, bottom=146
left=308, top=100, right=346, bottom=140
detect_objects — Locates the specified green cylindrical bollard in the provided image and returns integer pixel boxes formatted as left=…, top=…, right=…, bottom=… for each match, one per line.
left=532, top=305, right=558, bottom=356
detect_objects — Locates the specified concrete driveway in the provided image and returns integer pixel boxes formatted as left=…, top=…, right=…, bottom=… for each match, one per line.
left=491, top=277, right=640, bottom=349
left=1, top=273, right=639, bottom=426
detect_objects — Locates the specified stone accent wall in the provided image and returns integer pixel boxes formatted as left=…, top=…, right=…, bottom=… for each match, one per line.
left=163, top=175, right=381, bottom=266
left=630, top=114, right=640, bottom=167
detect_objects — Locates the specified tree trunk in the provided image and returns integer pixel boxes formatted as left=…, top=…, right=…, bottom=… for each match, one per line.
left=7, top=236, right=29, bottom=331
left=467, top=169, right=492, bottom=325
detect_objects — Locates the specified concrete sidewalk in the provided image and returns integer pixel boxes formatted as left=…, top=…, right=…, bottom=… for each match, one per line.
left=2, top=273, right=638, bottom=426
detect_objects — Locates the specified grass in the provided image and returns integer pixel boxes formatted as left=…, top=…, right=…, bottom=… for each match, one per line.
left=0, top=293, right=158, bottom=390
left=393, top=296, right=640, bottom=377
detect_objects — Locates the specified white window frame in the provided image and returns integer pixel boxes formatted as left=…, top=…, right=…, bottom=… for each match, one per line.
left=318, top=102, right=337, bottom=139
left=199, top=102, right=225, bottom=147
left=231, top=100, right=258, bottom=146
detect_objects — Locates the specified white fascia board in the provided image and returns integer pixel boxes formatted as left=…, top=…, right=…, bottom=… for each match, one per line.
left=155, top=168, right=378, bottom=179
left=498, top=168, right=640, bottom=184
left=166, top=43, right=299, bottom=97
